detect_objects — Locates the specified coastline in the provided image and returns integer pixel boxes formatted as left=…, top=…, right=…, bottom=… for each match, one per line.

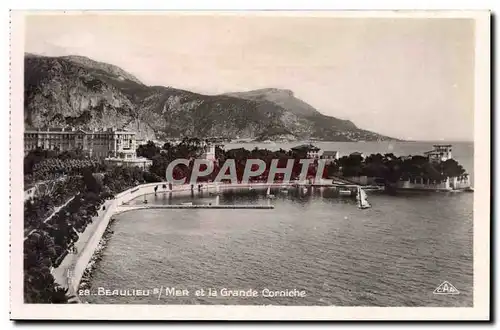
left=78, top=217, right=116, bottom=294
left=53, top=181, right=295, bottom=302
left=54, top=179, right=473, bottom=303
left=51, top=182, right=190, bottom=301
left=66, top=180, right=475, bottom=308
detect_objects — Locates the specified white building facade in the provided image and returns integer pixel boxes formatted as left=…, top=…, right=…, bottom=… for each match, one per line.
left=424, top=144, right=453, bottom=162
left=25, top=127, right=152, bottom=169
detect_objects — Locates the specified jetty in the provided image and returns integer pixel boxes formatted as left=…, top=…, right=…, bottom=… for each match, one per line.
left=52, top=180, right=361, bottom=301
left=115, top=204, right=274, bottom=214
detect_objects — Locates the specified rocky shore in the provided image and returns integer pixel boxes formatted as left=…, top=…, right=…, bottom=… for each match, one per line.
left=78, top=218, right=116, bottom=292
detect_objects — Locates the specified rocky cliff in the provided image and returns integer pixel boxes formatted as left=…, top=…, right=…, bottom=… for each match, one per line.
left=24, top=54, right=398, bottom=142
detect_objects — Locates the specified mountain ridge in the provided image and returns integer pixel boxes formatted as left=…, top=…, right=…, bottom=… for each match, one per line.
left=23, top=53, right=400, bottom=142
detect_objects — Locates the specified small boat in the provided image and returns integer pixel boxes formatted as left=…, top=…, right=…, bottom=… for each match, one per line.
left=302, top=187, right=308, bottom=193
left=280, top=188, right=288, bottom=194
left=357, top=187, right=371, bottom=209
left=266, top=186, right=276, bottom=199
left=181, top=202, right=193, bottom=206
left=249, top=187, right=254, bottom=191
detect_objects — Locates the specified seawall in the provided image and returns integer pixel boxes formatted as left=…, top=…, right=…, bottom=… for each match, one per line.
left=68, top=182, right=185, bottom=294
left=63, top=181, right=297, bottom=296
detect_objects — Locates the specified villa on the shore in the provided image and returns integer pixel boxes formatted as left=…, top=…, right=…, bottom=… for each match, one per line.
left=341, top=143, right=471, bottom=191
left=291, top=144, right=341, bottom=161
left=396, top=175, right=471, bottom=191
left=321, top=151, right=340, bottom=164
left=344, top=174, right=471, bottom=191
left=291, top=144, right=322, bottom=159
left=425, top=144, right=453, bottom=162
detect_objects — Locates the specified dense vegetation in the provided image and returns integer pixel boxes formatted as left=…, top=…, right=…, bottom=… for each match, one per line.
left=336, top=153, right=467, bottom=183
left=23, top=147, right=161, bottom=303
left=138, top=140, right=468, bottom=185
left=24, top=148, right=105, bottom=184
left=24, top=177, right=84, bottom=235
left=24, top=231, right=74, bottom=303
left=23, top=166, right=160, bottom=303
left=23, top=142, right=468, bottom=303
left=137, top=138, right=322, bottom=182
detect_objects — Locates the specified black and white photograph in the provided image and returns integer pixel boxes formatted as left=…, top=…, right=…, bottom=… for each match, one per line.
left=9, top=10, right=490, bottom=320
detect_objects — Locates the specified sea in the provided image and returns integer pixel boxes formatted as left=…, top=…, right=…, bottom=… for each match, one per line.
left=85, top=141, right=474, bottom=307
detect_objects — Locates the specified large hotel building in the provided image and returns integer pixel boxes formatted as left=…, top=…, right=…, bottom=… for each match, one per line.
left=24, top=128, right=152, bottom=169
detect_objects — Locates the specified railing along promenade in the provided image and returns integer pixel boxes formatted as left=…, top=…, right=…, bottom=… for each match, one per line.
left=57, top=180, right=345, bottom=301
left=55, top=178, right=373, bottom=302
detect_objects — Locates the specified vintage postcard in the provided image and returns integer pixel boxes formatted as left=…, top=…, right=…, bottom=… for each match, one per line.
left=10, top=10, right=490, bottom=320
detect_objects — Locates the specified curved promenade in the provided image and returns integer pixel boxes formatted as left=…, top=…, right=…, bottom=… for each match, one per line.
left=53, top=181, right=320, bottom=301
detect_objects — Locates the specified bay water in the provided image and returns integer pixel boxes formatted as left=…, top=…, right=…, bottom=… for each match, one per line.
left=85, top=142, right=474, bottom=306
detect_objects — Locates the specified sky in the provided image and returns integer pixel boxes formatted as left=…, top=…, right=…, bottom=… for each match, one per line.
left=24, top=13, right=475, bottom=141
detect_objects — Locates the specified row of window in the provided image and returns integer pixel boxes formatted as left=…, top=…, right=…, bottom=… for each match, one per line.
left=25, top=136, right=116, bottom=141
left=24, top=134, right=136, bottom=140
left=25, top=134, right=85, bottom=139
left=24, top=145, right=131, bottom=152
left=25, top=142, right=117, bottom=148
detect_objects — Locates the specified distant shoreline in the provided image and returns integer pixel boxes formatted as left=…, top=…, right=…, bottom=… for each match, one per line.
left=152, top=139, right=473, bottom=145
left=225, top=140, right=473, bottom=144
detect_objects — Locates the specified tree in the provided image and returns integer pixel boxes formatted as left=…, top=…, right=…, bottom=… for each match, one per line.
left=136, top=141, right=161, bottom=160
left=362, top=162, right=387, bottom=178
left=82, top=168, right=102, bottom=194
left=365, top=153, right=384, bottom=164
left=441, top=159, right=466, bottom=178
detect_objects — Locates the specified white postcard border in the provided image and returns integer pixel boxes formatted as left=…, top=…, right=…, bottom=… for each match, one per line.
left=9, top=10, right=490, bottom=320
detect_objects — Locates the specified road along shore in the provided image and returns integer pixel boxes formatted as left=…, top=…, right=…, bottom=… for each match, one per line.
left=52, top=181, right=301, bottom=302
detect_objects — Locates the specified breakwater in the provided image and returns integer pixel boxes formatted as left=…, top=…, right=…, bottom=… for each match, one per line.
left=115, top=204, right=274, bottom=214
